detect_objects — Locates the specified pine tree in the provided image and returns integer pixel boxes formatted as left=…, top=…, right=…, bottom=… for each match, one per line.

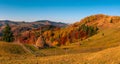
left=2, top=24, right=14, bottom=42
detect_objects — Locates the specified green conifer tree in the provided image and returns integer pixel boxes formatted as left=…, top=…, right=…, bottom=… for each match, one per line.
left=2, top=24, right=14, bottom=42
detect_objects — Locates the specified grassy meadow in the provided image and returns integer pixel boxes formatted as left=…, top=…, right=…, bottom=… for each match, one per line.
left=0, top=25, right=120, bottom=64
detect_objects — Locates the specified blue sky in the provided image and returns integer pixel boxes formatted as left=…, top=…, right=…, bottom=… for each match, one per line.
left=0, top=0, right=120, bottom=23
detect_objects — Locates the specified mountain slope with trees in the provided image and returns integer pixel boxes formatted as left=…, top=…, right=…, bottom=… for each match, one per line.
left=0, top=14, right=120, bottom=64
left=0, top=14, right=120, bottom=48
left=33, top=14, right=120, bottom=48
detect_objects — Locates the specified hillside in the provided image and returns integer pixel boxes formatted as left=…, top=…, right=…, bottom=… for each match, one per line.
left=1, top=14, right=120, bottom=46
left=35, top=14, right=120, bottom=47
left=0, top=20, right=67, bottom=44
left=0, top=14, right=120, bottom=64
left=0, top=24, right=120, bottom=64
left=0, top=41, right=32, bottom=56
left=0, top=14, right=119, bottom=45
left=0, top=28, right=119, bottom=64
left=1, top=42, right=120, bottom=64
left=1, top=14, right=119, bottom=46
left=31, top=46, right=120, bottom=64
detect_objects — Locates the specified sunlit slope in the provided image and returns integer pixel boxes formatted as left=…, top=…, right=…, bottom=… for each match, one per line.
left=58, top=24, right=120, bottom=53
left=1, top=45, right=120, bottom=64
left=0, top=42, right=35, bottom=56
left=80, top=23, right=120, bottom=49
left=40, top=45, right=120, bottom=64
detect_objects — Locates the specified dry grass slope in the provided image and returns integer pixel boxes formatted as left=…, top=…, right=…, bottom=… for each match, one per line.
left=0, top=42, right=28, bottom=56
left=0, top=14, right=120, bottom=64
left=0, top=25, right=120, bottom=64
left=1, top=45, right=120, bottom=64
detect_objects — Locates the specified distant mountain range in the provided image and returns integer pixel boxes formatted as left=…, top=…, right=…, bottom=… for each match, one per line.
left=0, top=20, right=67, bottom=35
left=0, top=20, right=67, bottom=28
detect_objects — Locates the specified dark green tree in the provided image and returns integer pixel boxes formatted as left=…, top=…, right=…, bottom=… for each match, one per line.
left=110, top=19, right=113, bottom=23
left=2, top=24, right=14, bottom=42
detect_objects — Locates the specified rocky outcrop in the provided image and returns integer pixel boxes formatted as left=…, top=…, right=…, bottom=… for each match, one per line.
left=35, top=35, right=53, bottom=48
left=35, top=36, right=45, bottom=48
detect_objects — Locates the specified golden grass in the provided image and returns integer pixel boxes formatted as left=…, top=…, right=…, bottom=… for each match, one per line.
left=80, top=26, right=120, bottom=50
left=1, top=46, right=120, bottom=64
left=0, top=23, right=120, bottom=64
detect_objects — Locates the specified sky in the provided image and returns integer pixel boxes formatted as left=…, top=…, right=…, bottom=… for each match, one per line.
left=0, top=0, right=120, bottom=23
